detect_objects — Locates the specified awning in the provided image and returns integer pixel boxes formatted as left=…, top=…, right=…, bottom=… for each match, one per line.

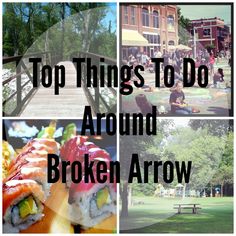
left=122, top=29, right=149, bottom=46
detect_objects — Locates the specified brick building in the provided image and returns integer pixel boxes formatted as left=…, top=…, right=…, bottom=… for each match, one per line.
left=189, top=17, right=231, bottom=55
left=121, top=4, right=178, bottom=59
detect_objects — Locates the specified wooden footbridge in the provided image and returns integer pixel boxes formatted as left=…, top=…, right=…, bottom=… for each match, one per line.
left=3, top=52, right=116, bottom=117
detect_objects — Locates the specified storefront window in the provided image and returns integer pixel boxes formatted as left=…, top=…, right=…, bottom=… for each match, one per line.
left=143, top=34, right=160, bottom=45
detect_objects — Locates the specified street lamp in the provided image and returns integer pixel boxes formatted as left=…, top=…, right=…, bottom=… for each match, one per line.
left=193, top=27, right=197, bottom=58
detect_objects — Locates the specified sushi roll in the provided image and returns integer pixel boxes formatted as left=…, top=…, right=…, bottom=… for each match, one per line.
left=21, top=138, right=60, bottom=155
left=3, top=180, right=46, bottom=233
left=60, top=137, right=112, bottom=188
left=9, top=150, right=48, bottom=175
left=60, top=136, right=89, bottom=162
left=2, top=138, right=60, bottom=233
left=68, top=171, right=117, bottom=229
left=7, top=156, right=48, bottom=178
left=4, top=167, right=51, bottom=197
left=60, top=137, right=98, bottom=187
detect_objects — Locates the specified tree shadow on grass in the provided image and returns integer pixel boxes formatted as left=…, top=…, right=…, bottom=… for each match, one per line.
left=120, top=204, right=233, bottom=233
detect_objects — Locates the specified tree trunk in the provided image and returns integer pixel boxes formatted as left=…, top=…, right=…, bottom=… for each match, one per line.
left=45, top=30, right=49, bottom=52
left=128, top=185, right=132, bottom=206
left=60, top=3, right=65, bottom=60
left=182, top=184, right=186, bottom=199
left=120, top=182, right=129, bottom=217
left=221, top=183, right=224, bottom=197
left=210, top=184, right=213, bottom=197
left=81, top=9, right=91, bottom=52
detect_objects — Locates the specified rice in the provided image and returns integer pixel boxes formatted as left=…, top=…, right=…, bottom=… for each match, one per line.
left=68, top=184, right=116, bottom=228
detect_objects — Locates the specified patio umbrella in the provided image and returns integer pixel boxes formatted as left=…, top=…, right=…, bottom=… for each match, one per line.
left=175, top=44, right=192, bottom=51
left=168, top=45, right=176, bottom=51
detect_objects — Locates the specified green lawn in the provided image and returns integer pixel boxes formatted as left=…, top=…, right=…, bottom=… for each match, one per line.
left=120, top=197, right=233, bottom=233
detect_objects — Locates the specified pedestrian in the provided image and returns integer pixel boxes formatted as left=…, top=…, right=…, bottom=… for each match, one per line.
left=169, top=81, right=193, bottom=115
left=209, top=52, right=215, bottom=78
left=213, top=68, right=224, bottom=87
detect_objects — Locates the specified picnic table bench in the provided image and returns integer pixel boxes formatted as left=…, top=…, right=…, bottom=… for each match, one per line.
left=174, top=203, right=201, bottom=214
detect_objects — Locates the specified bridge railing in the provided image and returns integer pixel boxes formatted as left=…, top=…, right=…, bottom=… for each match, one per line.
left=3, top=51, right=117, bottom=116
left=2, top=51, right=59, bottom=116
left=76, top=51, right=117, bottom=114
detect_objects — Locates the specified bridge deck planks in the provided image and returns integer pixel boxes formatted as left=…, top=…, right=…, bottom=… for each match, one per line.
left=20, top=61, right=89, bottom=117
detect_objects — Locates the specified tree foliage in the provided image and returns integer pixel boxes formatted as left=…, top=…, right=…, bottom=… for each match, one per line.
left=119, top=120, right=173, bottom=216
left=120, top=121, right=233, bottom=216
left=188, top=120, right=233, bottom=137
left=177, top=7, right=191, bottom=45
left=3, top=3, right=116, bottom=59
left=211, top=132, right=233, bottom=195
left=162, top=128, right=225, bottom=191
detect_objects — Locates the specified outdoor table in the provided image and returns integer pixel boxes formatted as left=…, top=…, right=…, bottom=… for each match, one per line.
left=174, top=203, right=201, bottom=214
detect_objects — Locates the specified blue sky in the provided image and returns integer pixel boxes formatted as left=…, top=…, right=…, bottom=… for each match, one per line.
left=103, top=3, right=116, bottom=32
left=179, top=5, right=231, bottom=24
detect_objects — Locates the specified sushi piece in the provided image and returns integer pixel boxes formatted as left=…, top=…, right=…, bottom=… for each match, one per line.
left=60, top=136, right=89, bottom=162
left=4, top=167, right=50, bottom=197
left=2, top=138, right=60, bottom=233
left=60, top=136, right=97, bottom=187
left=68, top=171, right=117, bottom=229
left=3, top=180, right=46, bottom=233
left=21, top=138, right=60, bottom=155
left=7, top=156, right=48, bottom=178
left=7, top=150, right=48, bottom=176
left=60, top=137, right=112, bottom=188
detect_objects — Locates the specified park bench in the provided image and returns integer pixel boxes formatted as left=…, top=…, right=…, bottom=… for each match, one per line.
left=174, top=203, right=201, bottom=214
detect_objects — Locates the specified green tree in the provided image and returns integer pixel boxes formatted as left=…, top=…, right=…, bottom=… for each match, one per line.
left=3, top=4, right=23, bottom=55
left=89, top=21, right=116, bottom=58
left=162, top=128, right=225, bottom=194
left=189, top=120, right=233, bottom=137
left=3, top=3, right=116, bottom=58
left=211, top=132, right=233, bottom=196
left=177, top=7, right=191, bottom=45
left=120, top=120, right=172, bottom=217
left=69, top=3, right=108, bottom=52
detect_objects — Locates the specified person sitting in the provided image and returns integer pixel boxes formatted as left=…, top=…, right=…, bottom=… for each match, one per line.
left=169, top=81, right=192, bottom=115
left=213, top=68, right=224, bottom=87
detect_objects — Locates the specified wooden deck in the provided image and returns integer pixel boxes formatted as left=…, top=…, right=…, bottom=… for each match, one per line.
left=20, top=61, right=89, bottom=117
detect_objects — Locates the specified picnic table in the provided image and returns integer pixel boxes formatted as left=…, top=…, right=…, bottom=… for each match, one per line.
left=174, top=203, right=201, bottom=214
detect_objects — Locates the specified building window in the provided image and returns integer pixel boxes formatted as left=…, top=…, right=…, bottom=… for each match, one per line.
left=143, top=34, right=160, bottom=45
left=168, top=40, right=175, bottom=45
left=142, top=8, right=149, bottom=27
left=153, top=11, right=159, bottom=28
left=203, top=28, right=211, bottom=36
left=167, top=15, right=175, bottom=31
left=130, top=6, right=136, bottom=25
left=124, top=6, right=128, bottom=24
